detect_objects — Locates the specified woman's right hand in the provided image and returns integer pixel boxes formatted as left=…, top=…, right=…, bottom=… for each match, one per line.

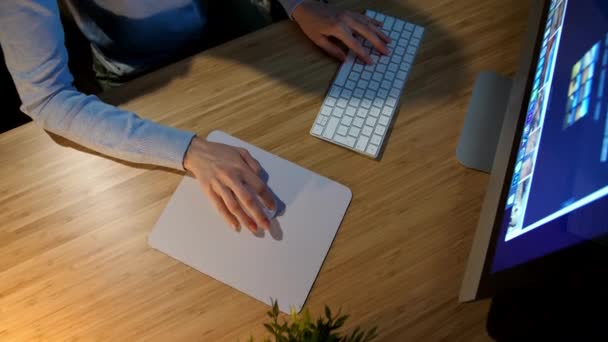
left=183, top=136, right=275, bottom=233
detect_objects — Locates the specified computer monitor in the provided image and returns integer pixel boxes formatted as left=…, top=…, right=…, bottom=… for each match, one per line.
left=460, top=0, right=608, bottom=301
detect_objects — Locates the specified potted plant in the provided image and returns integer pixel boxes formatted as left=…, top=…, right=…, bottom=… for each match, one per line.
left=248, top=300, right=378, bottom=342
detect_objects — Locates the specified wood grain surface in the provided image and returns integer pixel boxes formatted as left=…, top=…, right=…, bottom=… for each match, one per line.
left=0, top=0, right=530, bottom=340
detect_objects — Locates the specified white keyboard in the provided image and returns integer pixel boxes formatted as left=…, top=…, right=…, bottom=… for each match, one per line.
left=310, top=10, right=424, bottom=158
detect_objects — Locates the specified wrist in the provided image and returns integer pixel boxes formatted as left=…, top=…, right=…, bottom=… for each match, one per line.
left=183, top=136, right=205, bottom=172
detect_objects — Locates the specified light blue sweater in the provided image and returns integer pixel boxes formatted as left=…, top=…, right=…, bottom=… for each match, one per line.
left=0, top=0, right=301, bottom=170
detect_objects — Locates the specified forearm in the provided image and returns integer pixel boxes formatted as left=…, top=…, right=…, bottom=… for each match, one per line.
left=31, top=88, right=195, bottom=170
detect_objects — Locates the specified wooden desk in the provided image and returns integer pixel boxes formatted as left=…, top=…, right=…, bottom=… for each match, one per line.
left=0, top=0, right=529, bottom=340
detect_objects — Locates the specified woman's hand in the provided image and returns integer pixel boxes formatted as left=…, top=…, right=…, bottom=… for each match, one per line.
left=184, top=137, right=275, bottom=233
left=292, top=1, right=391, bottom=64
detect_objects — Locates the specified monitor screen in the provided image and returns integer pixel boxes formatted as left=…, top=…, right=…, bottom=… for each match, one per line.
left=491, top=0, right=608, bottom=273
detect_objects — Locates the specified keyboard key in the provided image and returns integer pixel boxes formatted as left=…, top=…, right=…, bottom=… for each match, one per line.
left=407, top=46, right=417, bottom=54
left=369, top=81, right=380, bottom=90
left=404, top=54, right=414, bottom=63
left=349, top=98, right=360, bottom=107
left=385, top=71, right=395, bottom=81
left=371, top=134, right=383, bottom=145
left=323, top=117, right=340, bottom=138
left=386, top=97, right=397, bottom=107
left=370, top=107, right=381, bottom=117
left=334, top=134, right=348, bottom=145
left=321, top=106, right=332, bottom=115
left=371, top=54, right=379, bottom=64
left=366, top=144, right=379, bottom=156
left=401, top=31, right=411, bottom=40
left=397, top=38, right=409, bottom=47
left=353, top=63, right=364, bottom=73
left=382, top=107, right=393, bottom=115
left=399, top=62, right=410, bottom=71
left=362, top=125, right=374, bottom=136
left=333, top=107, right=344, bottom=117
left=330, top=86, right=341, bottom=97
left=384, top=16, right=394, bottom=30
left=374, top=125, right=387, bottom=136
left=361, top=71, right=372, bottom=80
left=377, top=89, right=388, bottom=98
left=372, top=73, right=383, bottom=82
left=349, top=127, right=360, bottom=137
left=373, top=98, right=384, bottom=107
left=405, top=23, right=414, bottom=31
left=379, top=55, right=390, bottom=64
left=358, top=79, right=369, bottom=89
left=355, top=136, right=370, bottom=151
left=341, top=89, right=352, bottom=99
left=390, top=88, right=400, bottom=97
left=393, top=19, right=404, bottom=31
left=413, top=26, right=424, bottom=38
left=354, top=88, right=365, bottom=98
left=337, top=125, right=348, bottom=136
left=312, top=124, right=324, bottom=135
left=365, top=90, right=375, bottom=99
left=396, top=71, right=407, bottom=81
left=357, top=108, right=367, bottom=118
left=345, top=136, right=356, bottom=147
left=388, top=63, right=399, bottom=72
left=377, top=64, right=387, bottom=73
left=361, top=99, right=372, bottom=108
left=326, top=96, right=337, bottom=106
left=348, top=72, right=360, bottom=82
left=341, top=116, right=353, bottom=125
left=376, top=13, right=385, bottom=22
left=337, top=99, right=348, bottom=108
left=317, top=115, right=329, bottom=125
left=390, top=31, right=400, bottom=40
left=334, top=54, right=354, bottom=86
left=381, top=80, right=392, bottom=89
left=395, top=47, right=405, bottom=56
left=346, top=106, right=357, bottom=116
left=353, top=117, right=364, bottom=127
left=410, top=38, right=420, bottom=47
left=366, top=117, right=377, bottom=126
left=345, top=80, right=356, bottom=90
left=379, top=115, right=391, bottom=125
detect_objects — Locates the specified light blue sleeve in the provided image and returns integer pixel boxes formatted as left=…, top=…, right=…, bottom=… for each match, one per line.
left=277, top=0, right=305, bottom=18
left=0, top=0, right=196, bottom=171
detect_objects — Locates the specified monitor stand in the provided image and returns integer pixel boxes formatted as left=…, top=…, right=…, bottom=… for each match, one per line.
left=456, top=71, right=513, bottom=173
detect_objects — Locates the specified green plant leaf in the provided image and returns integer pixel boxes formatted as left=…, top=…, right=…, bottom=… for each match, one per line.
left=325, top=306, right=331, bottom=320
left=263, top=323, right=274, bottom=334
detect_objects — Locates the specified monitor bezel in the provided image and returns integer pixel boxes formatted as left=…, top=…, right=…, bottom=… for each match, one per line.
left=474, top=0, right=608, bottom=298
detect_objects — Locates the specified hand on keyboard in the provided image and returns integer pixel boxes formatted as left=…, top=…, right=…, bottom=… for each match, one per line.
left=183, top=137, right=276, bottom=233
left=292, top=0, right=391, bottom=64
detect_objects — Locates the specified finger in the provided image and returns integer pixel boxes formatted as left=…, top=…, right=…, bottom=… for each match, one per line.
left=345, top=15, right=389, bottom=55
left=241, top=170, right=276, bottom=211
left=222, top=175, right=270, bottom=231
left=332, top=24, right=372, bottom=64
left=214, top=182, right=258, bottom=232
left=369, top=17, right=384, bottom=27
left=203, top=186, right=239, bottom=230
left=239, top=148, right=262, bottom=174
left=315, top=36, right=346, bottom=62
left=354, top=14, right=391, bottom=43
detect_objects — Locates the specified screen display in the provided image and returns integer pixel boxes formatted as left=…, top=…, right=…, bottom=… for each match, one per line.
left=491, top=0, right=608, bottom=273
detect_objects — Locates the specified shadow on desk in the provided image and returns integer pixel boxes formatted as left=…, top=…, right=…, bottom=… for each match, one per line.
left=102, top=1, right=468, bottom=111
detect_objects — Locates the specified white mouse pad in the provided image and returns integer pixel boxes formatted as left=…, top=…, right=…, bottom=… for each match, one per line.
left=148, top=131, right=352, bottom=313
